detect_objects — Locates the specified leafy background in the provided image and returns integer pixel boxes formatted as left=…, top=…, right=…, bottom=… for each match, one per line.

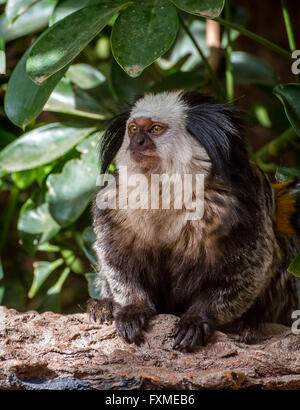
left=0, top=0, right=300, bottom=313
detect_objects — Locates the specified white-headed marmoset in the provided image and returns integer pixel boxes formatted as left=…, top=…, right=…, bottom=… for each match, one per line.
left=88, top=91, right=300, bottom=352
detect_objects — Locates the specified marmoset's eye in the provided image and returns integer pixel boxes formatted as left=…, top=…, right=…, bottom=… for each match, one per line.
left=128, top=123, right=137, bottom=134
left=151, top=124, right=163, bottom=134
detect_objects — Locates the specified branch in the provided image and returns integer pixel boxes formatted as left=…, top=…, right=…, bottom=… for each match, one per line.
left=1, top=307, right=300, bottom=390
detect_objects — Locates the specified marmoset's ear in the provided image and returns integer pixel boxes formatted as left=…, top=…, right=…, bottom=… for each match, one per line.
left=100, top=110, right=131, bottom=174
left=181, top=91, right=245, bottom=176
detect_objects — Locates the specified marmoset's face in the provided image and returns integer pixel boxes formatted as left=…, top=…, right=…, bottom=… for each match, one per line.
left=127, top=117, right=167, bottom=168
left=116, top=92, right=211, bottom=175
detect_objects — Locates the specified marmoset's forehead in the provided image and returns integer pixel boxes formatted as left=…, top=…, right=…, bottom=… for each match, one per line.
left=129, top=91, right=187, bottom=123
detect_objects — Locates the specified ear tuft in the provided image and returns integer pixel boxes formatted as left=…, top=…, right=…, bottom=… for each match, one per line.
left=100, top=111, right=131, bottom=174
left=180, top=91, right=245, bottom=175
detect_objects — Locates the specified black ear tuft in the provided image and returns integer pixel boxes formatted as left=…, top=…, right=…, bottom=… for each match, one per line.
left=100, top=110, right=131, bottom=174
left=180, top=91, right=247, bottom=176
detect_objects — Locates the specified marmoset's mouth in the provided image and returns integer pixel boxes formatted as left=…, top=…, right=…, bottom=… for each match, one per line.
left=130, top=150, right=159, bottom=167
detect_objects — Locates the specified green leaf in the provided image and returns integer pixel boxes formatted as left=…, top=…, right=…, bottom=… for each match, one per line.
left=231, top=52, right=277, bottom=86
left=82, top=226, right=97, bottom=266
left=159, top=19, right=208, bottom=72
left=5, top=0, right=39, bottom=23
left=46, top=132, right=101, bottom=226
left=61, top=249, right=84, bottom=274
left=110, top=60, right=146, bottom=102
left=85, top=272, right=100, bottom=299
left=26, top=0, right=131, bottom=84
left=44, top=77, right=109, bottom=119
left=275, top=167, right=300, bottom=183
left=18, top=198, right=60, bottom=252
left=12, top=169, right=37, bottom=189
left=0, top=0, right=56, bottom=43
left=171, top=0, right=224, bottom=18
left=0, top=123, right=95, bottom=172
left=67, top=63, right=105, bottom=90
left=274, top=83, right=300, bottom=137
left=288, top=253, right=300, bottom=277
left=112, top=0, right=179, bottom=77
left=49, top=0, right=91, bottom=25
left=149, top=69, right=206, bottom=92
left=5, top=46, right=69, bottom=128
left=28, top=259, right=63, bottom=298
left=0, top=36, right=5, bottom=74
left=47, top=266, right=70, bottom=294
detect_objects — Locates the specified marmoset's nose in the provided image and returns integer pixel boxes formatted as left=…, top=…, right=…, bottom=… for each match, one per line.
left=130, top=132, right=150, bottom=151
left=136, top=134, right=146, bottom=146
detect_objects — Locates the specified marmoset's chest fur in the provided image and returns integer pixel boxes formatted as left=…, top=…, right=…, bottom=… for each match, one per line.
left=97, top=176, right=242, bottom=266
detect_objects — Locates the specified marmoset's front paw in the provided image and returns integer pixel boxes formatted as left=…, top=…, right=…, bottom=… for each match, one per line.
left=115, top=305, right=153, bottom=346
left=173, top=314, right=215, bottom=353
left=87, top=298, right=114, bottom=324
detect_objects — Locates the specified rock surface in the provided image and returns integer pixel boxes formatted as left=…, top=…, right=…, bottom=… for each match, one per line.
left=0, top=306, right=300, bottom=390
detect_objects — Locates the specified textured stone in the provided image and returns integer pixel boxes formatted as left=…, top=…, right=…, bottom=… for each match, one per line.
left=0, top=306, right=300, bottom=390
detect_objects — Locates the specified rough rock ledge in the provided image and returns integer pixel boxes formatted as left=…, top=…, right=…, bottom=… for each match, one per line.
left=0, top=306, right=300, bottom=390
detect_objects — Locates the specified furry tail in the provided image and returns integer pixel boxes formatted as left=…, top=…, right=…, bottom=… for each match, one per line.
left=273, top=180, right=300, bottom=236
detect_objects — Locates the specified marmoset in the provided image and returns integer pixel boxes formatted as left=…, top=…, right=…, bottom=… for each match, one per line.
left=88, top=91, right=300, bottom=352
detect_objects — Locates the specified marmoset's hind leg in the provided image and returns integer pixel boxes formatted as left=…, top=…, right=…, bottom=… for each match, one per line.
left=87, top=298, right=114, bottom=324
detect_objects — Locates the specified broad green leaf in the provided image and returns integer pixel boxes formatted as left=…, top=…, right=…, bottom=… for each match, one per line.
left=82, top=227, right=97, bottom=266
left=44, top=77, right=109, bottom=119
left=67, top=64, right=105, bottom=90
left=274, top=83, right=300, bottom=136
left=288, top=253, right=300, bottom=277
left=50, top=0, right=91, bottom=25
left=28, top=259, right=63, bottom=298
left=231, top=52, right=277, bottom=86
left=275, top=167, right=300, bottom=183
left=5, top=46, right=69, bottom=128
left=0, top=0, right=56, bottom=43
left=5, top=0, right=39, bottom=23
left=26, top=0, right=131, bottom=84
left=18, top=198, right=60, bottom=252
left=46, top=132, right=101, bottom=226
left=49, top=0, right=104, bottom=26
left=171, top=0, right=224, bottom=18
left=149, top=69, right=206, bottom=92
left=0, top=123, right=95, bottom=172
left=112, top=0, right=179, bottom=77
left=0, top=36, right=5, bottom=74
left=110, top=60, right=146, bottom=102
left=85, top=272, right=100, bottom=299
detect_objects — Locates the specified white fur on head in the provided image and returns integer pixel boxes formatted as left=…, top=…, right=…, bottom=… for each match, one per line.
left=115, top=91, right=211, bottom=175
